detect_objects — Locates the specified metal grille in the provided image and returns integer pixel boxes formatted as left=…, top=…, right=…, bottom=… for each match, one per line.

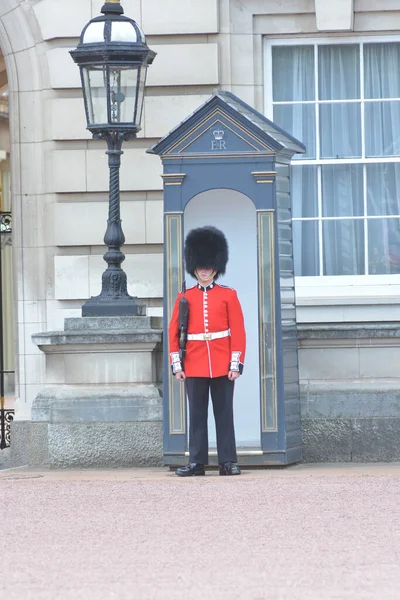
left=0, top=405, right=14, bottom=449
left=0, top=212, right=11, bottom=233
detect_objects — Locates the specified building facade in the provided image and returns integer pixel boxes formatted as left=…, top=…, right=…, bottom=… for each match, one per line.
left=2, top=0, right=400, bottom=463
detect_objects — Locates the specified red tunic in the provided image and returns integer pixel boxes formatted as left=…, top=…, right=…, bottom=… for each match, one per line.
left=168, top=282, right=246, bottom=378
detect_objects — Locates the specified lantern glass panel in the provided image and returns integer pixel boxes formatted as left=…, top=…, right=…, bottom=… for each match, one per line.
left=82, top=66, right=108, bottom=126
left=109, top=65, right=147, bottom=127
left=110, top=22, right=140, bottom=43
left=82, top=22, right=105, bottom=44
left=136, top=65, right=147, bottom=126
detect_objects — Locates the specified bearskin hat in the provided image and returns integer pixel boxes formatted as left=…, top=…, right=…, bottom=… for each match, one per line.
left=184, top=226, right=228, bottom=280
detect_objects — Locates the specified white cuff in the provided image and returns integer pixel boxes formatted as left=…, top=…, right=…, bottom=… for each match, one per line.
left=170, top=352, right=182, bottom=374
left=230, top=351, right=241, bottom=372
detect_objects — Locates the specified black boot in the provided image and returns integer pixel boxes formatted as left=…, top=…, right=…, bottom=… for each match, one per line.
left=176, top=463, right=206, bottom=477
left=219, top=461, right=241, bottom=476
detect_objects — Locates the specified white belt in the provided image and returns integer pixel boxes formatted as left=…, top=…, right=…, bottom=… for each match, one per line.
left=187, top=329, right=230, bottom=341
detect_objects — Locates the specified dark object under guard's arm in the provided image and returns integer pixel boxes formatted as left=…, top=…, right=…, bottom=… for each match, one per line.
left=178, top=295, right=189, bottom=366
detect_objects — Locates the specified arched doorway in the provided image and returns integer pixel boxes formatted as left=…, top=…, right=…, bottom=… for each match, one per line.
left=184, top=188, right=261, bottom=450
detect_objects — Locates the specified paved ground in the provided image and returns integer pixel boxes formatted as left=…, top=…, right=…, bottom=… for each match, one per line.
left=1, top=463, right=400, bottom=600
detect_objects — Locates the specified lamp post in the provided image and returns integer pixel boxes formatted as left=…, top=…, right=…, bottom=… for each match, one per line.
left=70, top=0, right=156, bottom=316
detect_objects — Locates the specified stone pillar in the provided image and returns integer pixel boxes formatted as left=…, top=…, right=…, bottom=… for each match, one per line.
left=11, top=316, right=163, bottom=468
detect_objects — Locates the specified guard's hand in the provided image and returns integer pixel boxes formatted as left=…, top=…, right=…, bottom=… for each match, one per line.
left=228, top=371, right=241, bottom=381
left=175, top=371, right=186, bottom=381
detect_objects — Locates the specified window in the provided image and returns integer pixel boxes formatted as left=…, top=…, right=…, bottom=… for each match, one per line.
left=267, top=38, right=400, bottom=277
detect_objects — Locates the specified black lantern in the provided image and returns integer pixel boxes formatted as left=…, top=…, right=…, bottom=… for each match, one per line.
left=70, top=0, right=156, bottom=316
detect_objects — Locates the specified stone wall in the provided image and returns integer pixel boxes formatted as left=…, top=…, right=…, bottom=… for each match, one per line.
left=3, top=0, right=400, bottom=432
left=299, top=324, right=400, bottom=462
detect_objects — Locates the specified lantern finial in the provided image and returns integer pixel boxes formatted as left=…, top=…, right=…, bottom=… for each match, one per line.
left=101, top=0, right=123, bottom=14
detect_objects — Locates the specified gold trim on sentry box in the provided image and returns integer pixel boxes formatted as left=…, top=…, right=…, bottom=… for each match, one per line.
left=161, top=152, right=275, bottom=160
left=179, top=118, right=260, bottom=153
left=166, top=214, right=186, bottom=435
left=162, top=173, right=186, bottom=186
left=251, top=172, right=277, bottom=176
left=167, top=107, right=274, bottom=154
left=252, top=171, right=276, bottom=184
left=258, top=211, right=278, bottom=433
left=161, top=174, right=186, bottom=179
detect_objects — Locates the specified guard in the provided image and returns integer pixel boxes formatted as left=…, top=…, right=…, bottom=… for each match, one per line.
left=168, top=226, right=246, bottom=476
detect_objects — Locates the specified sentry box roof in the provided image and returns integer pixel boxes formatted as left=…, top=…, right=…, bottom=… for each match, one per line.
left=147, top=90, right=306, bottom=159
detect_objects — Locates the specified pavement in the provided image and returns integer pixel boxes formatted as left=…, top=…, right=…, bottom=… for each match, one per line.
left=1, top=463, right=400, bottom=600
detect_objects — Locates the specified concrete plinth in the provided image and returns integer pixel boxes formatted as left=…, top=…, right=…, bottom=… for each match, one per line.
left=11, top=316, right=163, bottom=468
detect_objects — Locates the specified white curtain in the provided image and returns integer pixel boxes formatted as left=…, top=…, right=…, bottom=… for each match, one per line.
left=364, top=44, right=400, bottom=274
left=365, top=43, right=400, bottom=157
left=318, top=45, right=364, bottom=275
left=272, top=45, right=315, bottom=160
left=273, top=42, right=400, bottom=276
left=322, top=164, right=364, bottom=275
left=291, top=166, right=319, bottom=276
left=367, top=164, right=400, bottom=274
left=319, top=44, right=361, bottom=159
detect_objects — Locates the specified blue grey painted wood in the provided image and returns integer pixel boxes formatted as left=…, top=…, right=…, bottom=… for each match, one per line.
left=275, top=162, right=302, bottom=461
left=148, top=91, right=305, bottom=466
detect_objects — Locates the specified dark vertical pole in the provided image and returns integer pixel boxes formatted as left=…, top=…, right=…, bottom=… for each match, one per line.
left=0, top=216, right=5, bottom=449
left=101, top=133, right=128, bottom=298
left=81, top=131, right=139, bottom=317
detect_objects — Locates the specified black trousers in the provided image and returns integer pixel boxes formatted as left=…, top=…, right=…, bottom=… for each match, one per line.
left=186, top=376, right=237, bottom=465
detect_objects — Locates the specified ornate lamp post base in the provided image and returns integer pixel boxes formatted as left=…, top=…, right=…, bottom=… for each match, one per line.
left=82, top=260, right=145, bottom=317
left=82, top=297, right=141, bottom=317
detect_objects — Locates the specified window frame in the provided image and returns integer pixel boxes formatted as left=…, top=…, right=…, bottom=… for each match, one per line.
left=264, top=34, right=400, bottom=294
